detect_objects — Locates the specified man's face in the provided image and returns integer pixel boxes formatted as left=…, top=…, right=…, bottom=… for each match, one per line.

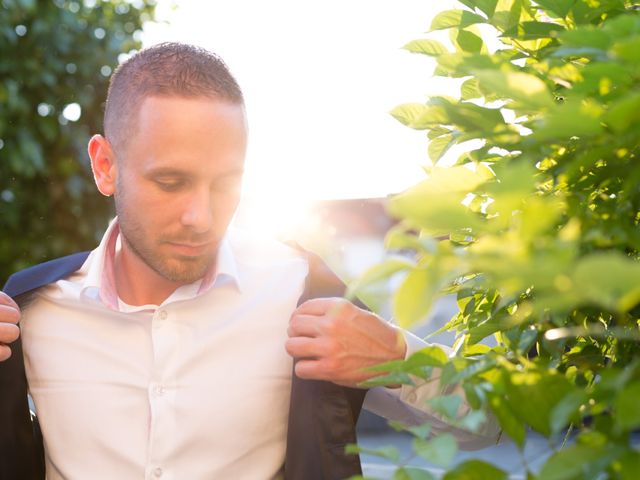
left=113, top=96, right=247, bottom=284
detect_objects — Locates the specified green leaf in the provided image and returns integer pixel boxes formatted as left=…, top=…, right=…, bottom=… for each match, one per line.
left=345, top=444, right=401, bottom=463
left=467, top=316, right=504, bottom=345
left=611, top=36, right=640, bottom=63
left=393, top=268, right=433, bottom=327
left=474, top=69, right=554, bottom=110
left=561, top=27, right=611, bottom=50
left=574, top=62, right=632, bottom=96
left=454, top=29, right=484, bottom=53
left=414, top=433, right=457, bottom=467
left=407, top=423, right=433, bottom=440
left=508, top=21, right=565, bottom=40
left=490, top=0, right=531, bottom=33
left=428, top=126, right=452, bottom=140
left=360, top=372, right=415, bottom=388
left=462, top=343, right=492, bottom=356
left=390, top=103, right=447, bottom=130
left=430, top=10, right=487, bottom=31
left=389, top=165, right=492, bottom=236
left=604, top=92, right=640, bottom=133
left=406, top=346, right=450, bottom=367
left=549, top=390, right=587, bottom=435
left=394, top=467, right=436, bottom=480
left=388, top=420, right=434, bottom=441
left=618, top=451, right=640, bottom=480
left=458, top=0, right=498, bottom=17
left=403, top=39, right=449, bottom=56
left=433, top=96, right=505, bottom=132
left=614, top=381, right=640, bottom=431
left=456, top=410, right=487, bottom=433
left=347, top=256, right=415, bottom=299
left=365, top=345, right=449, bottom=378
left=539, top=444, right=623, bottom=480
left=442, top=459, right=507, bottom=480
left=460, top=78, right=481, bottom=100
left=488, top=393, right=526, bottom=447
left=534, top=99, right=604, bottom=140
left=533, top=0, right=575, bottom=18
left=506, top=370, right=573, bottom=436
left=428, top=133, right=456, bottom=162
left=426, top=394, right=463, bottom=420
left=572, top=252, right=640, bottom=312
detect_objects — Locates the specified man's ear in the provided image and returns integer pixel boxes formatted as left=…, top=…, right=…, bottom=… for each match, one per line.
left=88, top=135, right=118, bottom=196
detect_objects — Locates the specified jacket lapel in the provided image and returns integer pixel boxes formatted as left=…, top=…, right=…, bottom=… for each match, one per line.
left=1, top=252, right=89, bottom=480
left=284, top=248, right=366, bottom=479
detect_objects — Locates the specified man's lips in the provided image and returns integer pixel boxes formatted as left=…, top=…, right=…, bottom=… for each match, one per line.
left=166, top=241, right=212, bottom=256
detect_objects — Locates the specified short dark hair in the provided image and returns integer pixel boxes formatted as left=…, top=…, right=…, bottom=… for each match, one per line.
left=104, top=42, right=244, bottom=153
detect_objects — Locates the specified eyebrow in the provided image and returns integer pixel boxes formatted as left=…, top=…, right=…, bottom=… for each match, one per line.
left=145, top=167, right=244, bottom=178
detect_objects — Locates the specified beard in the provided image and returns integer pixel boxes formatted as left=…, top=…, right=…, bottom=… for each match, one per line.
left=115, top=197, right=216, bottom=284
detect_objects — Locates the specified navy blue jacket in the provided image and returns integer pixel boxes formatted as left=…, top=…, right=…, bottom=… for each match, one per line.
left=1, top=250, right=366, bottom=480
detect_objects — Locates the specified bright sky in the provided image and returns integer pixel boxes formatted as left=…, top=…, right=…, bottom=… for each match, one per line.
left=142, top=0, right=460, bottom=195
left=142, top=0, right=459, bottom=235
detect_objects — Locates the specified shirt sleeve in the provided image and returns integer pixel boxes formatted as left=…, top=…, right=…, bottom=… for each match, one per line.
left=362, top=327, right=502, bottom=450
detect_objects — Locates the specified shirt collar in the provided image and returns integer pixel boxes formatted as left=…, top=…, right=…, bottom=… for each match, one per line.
left=81, top=217, right=242, bottom=311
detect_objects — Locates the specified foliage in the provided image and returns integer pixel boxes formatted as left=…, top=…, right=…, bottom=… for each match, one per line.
left=0, top=0, right=156, bottom=283
left=354, top=0, right=640, bottom=478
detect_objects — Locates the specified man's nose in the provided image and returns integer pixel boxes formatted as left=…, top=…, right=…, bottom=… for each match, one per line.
left=180, top=188, right=214, bottom=233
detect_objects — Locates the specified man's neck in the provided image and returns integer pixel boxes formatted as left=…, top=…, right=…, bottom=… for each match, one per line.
left=114, top=244, right=185, bottom=306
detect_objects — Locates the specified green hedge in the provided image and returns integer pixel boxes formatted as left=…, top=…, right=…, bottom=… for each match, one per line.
left=0, top=0, right=155, bottom=283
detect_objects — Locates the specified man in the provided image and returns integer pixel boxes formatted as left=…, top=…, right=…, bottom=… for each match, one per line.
left=0, top=43, right=498, bottom=479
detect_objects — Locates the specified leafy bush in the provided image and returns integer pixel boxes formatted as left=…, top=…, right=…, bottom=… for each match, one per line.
left=0, top=0, right=156, bottom=283
left=354, top=1, right=640, bottom=478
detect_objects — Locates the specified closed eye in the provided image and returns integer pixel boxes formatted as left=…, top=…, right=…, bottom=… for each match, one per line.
left=155, top=179, right=186, bottom=191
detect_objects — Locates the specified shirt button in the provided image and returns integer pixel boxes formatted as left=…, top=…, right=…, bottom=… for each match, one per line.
left=158, top=310, right=168, bottom=320
left=154, top=385, right=165, bottom=396
left=153, top=467, right=163, bottom=477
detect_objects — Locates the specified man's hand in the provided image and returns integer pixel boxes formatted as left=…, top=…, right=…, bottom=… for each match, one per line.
left=285, top=297, right=406, bottom=388
left=0, top=291, right=21, bottom=361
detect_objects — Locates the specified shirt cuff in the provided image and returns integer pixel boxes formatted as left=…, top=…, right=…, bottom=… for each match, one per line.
left=386, top=326, right=453, bottom=404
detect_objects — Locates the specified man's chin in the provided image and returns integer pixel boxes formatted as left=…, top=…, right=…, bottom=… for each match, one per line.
left=155, top=256, right=213, bottom=284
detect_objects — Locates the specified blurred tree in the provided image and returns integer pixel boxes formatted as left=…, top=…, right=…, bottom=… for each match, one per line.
left=0, top=0, right=156, bottom=283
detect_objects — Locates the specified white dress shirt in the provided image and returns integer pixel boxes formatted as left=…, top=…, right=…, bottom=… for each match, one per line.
left=20, top=219, right=498, bottom=480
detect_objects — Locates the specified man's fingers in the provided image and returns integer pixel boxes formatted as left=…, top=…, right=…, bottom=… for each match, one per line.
left=0, top=345, right=12, bottom=362
left=0, top=304, right=20, bottom=325
left=287, top=314, right=323, bottom=338
left=0, top=292, right=19, bottom=311
left=294, top=359, right=327, bottom=380
left=0, top=295, right=21, bottom=362
left=0, top=322, right=20, bottom=344
left=285, top=337, right=328, bottom=359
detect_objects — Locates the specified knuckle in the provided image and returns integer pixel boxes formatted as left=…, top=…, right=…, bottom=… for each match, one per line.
left=322, top=318, right=339, bottom=336
left=294, top=362, right=310, bottom=379
left=284, top=338, right=296, bottom=355
left=325, top=339, right=340, bottom=357
left=323, top=358, right=340, bottom=372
